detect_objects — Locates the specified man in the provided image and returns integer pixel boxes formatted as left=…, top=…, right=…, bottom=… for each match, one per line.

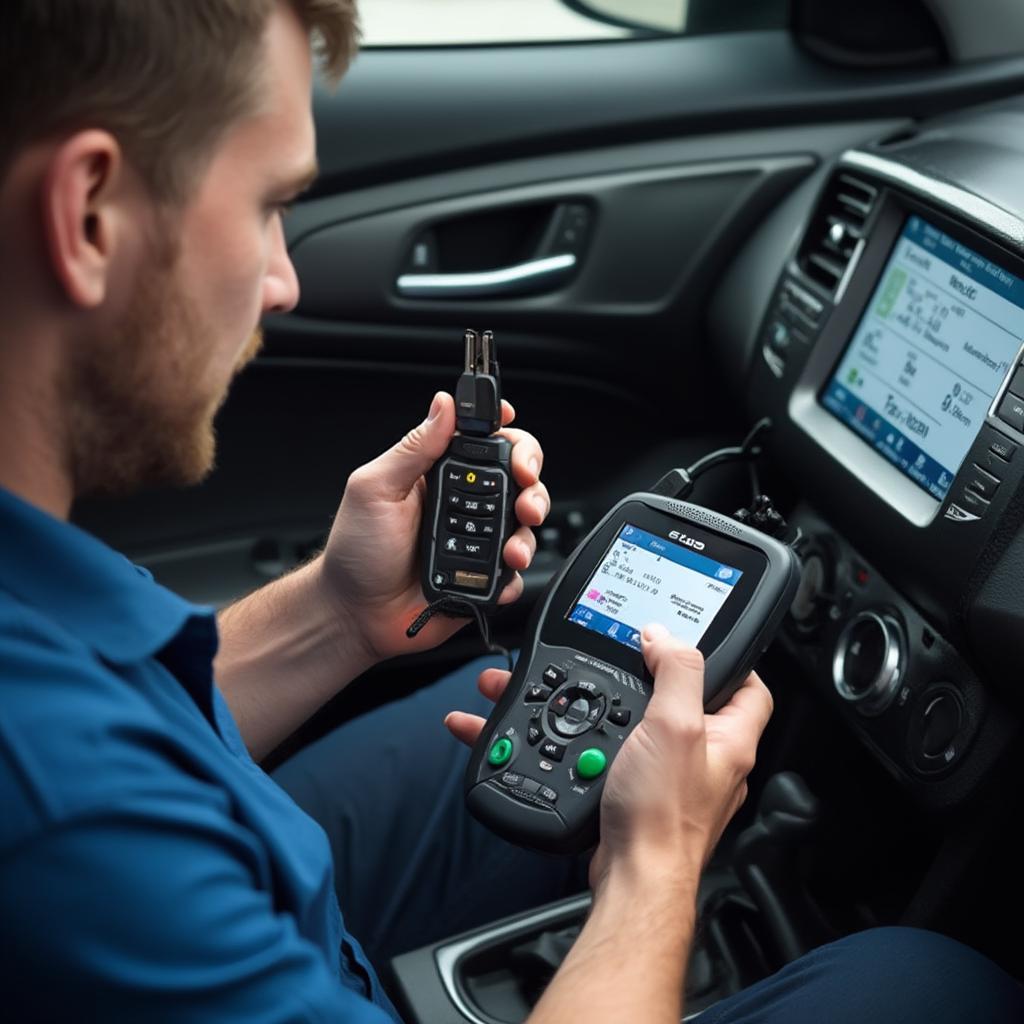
left=1, top=2, right=1021, bottom=1022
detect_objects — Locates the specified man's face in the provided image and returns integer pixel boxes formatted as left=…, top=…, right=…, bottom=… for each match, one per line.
left=68, top=3, right=316, bottom=496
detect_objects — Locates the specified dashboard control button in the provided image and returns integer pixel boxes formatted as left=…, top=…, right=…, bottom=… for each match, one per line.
left=997, top=393, right=1024, bottom=432
left=908, top=685, right=967, bottom=774
left=959, top=488, right=991, bottom=515
left=989, top=436, right=1017, bottom=462
left=921, top=693, right=963, bottom=759
left=964, top=464, right=1000, bottom=499
left=981, top=449, right=1011, bottom=477
left=832, top=611, right=904, bottom=715
left=768, top=321, right=791, bottom=355
left=1008, top=365, right=1024, bottom=400
left=788, top=537, right=839, bottom=636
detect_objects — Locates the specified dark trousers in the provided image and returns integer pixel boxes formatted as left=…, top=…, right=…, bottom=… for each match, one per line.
left=273, top=656, right=1024, bottom=1021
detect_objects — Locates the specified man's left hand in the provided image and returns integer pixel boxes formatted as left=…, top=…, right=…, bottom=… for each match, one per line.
left=318, top=391, right=549, bottom=664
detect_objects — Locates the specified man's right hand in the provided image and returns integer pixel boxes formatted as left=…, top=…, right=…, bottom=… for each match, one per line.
left=447, top=623, right=774, bottom=1023
left=589, top=622, right=774, bottom=892
left=445, top=622, right=773, bottom=876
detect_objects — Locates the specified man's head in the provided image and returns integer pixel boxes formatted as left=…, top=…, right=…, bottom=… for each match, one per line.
left=0, top=1, right=358, bottom=506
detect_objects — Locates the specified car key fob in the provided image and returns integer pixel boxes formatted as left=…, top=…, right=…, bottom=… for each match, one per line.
left=419, top=330, right=519, bottom=608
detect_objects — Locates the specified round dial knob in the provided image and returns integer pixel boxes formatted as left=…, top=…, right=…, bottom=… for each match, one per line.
left=789, top=537, right=837, bottom=636
left=832, top=611, right=904, bottom=714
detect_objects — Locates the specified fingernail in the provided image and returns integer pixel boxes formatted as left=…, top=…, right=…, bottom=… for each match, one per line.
left=443, top=712, right=452, bottom=726
left=427, top=393, right=443, bottom=421
left=642, top=623, right=669, bottom=642
left=528, top=456, right=539, bottom=477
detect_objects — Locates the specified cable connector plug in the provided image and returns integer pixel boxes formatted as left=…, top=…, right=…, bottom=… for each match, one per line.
left=733, top=494, right=788, bottom=539
left=455, top=329, right=501, bottom=436
left=650, top=467, right=694, bottom=500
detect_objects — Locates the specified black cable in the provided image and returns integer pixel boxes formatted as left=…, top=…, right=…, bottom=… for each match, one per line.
left=406, top=597, right=513, bottom=671
left=651, top=417, right=773, bottom=500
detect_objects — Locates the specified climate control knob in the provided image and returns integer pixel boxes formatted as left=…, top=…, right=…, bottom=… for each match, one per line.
left=832, top=611, right=904, bottom=715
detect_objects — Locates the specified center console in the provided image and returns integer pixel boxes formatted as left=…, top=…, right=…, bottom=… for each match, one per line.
left=745, top=115, right=1024, bottom=803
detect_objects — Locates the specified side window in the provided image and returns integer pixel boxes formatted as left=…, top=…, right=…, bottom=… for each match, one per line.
left=357, top=0, right=789, bottom=48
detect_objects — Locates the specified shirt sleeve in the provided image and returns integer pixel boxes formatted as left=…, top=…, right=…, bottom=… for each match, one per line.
left=0, top=794, right=398, bottom=1023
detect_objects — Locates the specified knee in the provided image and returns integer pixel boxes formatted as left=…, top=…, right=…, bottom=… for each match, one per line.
left=702, top=927, right=1023, bottom=1024
left=807, top=927, right=1023, bottom=1022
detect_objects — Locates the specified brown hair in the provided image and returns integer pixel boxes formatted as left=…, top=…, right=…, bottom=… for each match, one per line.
left=0, top=0, right=359, bottom=202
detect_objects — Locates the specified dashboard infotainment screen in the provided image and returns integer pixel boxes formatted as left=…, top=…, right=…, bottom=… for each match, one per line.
left=820, top=215, right=1024, bottom=501
left=567, top=523, right=742, bottom=652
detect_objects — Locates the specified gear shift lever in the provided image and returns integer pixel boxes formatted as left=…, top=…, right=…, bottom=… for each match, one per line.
left=733, top=771, right=829, bottom=964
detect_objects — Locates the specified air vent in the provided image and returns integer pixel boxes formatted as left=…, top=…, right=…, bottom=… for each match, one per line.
left=797, top=173, right=878, bottom=296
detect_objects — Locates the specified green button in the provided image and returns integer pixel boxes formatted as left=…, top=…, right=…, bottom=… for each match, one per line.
left=576, top=748, right=607, bottom=780
left=488, top=737, right=513, bottom=767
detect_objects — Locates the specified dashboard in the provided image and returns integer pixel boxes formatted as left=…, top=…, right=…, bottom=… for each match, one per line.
left=720, top=99, right=1024, bottom=809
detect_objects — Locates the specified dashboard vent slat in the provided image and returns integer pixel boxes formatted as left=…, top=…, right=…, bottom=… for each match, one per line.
left=798, top=173, right=878, bottom=295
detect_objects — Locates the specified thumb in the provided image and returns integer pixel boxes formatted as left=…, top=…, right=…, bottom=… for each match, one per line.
left=373, top=392, right=456, bottom=497
left=641, top=623, right=706, bottom=722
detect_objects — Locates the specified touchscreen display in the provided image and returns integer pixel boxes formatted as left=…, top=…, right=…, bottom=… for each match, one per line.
left=566, top=523, right=742, bottom=652
left=820, top=215, right=1024, bottom=501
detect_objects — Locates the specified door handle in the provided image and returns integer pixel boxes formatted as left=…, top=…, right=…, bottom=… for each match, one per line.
left=396, top=253, right=576, bottom=300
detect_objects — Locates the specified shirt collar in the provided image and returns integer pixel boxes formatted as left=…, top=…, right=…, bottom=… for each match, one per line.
left=0, top=486, right=213, bottom=664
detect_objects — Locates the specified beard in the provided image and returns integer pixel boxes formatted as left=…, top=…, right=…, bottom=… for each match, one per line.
left=63, top=255, right=263, bottom=499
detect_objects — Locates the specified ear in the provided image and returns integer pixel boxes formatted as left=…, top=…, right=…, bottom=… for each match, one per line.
left=40, top=130, right=126, bottom=309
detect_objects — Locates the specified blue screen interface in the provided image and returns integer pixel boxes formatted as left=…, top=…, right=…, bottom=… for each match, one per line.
left=821, top=216, right=1024, bottom=501
left=567, top=523, right=742, bottom=653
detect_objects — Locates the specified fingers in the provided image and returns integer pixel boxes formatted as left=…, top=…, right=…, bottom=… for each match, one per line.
left=500, top=399, right=516, bottom=426
left=497, top=571, right=525, bottom=606
left=444, top=710, right=488, bottom=747
left=478, top=668, right=512, bottom=702
left=443, top=670, right=513, bottom=746
left=351, top=392, right=456, bottom=501
left=515, top=481, right=550, bottom=529
left=501, top=427, right=544, bottom=489
left=706, top=672, right=774, bottom=757
left=640, top=624, right=706, bottom=725
left=503, top=524, right=537, bottom=571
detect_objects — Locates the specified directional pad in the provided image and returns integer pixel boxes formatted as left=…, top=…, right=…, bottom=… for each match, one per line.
left=548, top=683, right=606, bottom=739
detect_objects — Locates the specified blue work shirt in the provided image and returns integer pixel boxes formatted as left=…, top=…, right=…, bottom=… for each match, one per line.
left=0, top=486, right=403, bottom=1022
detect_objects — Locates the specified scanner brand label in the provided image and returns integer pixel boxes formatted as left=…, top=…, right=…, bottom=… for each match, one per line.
left=667, top=530, right=706, bottom=551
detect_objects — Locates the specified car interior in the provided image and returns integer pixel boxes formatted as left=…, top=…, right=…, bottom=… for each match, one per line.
left=72, top=0, right=1024, bottom=1019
